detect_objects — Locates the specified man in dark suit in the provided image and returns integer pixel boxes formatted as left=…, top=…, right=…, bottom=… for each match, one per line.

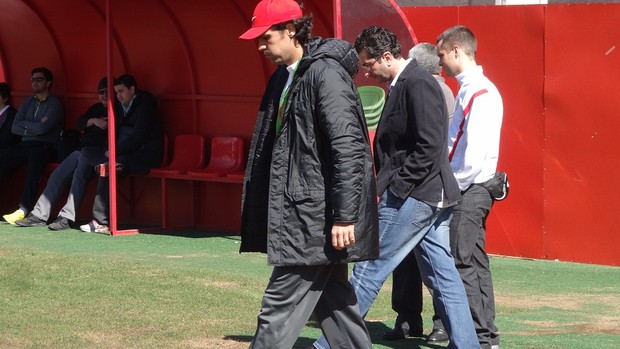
left=312, top=26, right=478, bottom=349
left=79, top=74, right=163, bottom=233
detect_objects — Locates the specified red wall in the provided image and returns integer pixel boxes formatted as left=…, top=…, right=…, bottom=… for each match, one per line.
left=0, top=0, right=334, bottom=232
left=402, top=4, right=620, bottom=266
left=1, top=1, right=618, bottom=265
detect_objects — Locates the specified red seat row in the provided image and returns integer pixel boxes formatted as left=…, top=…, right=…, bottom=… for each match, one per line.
left=149, top=134, right=245, bottom=181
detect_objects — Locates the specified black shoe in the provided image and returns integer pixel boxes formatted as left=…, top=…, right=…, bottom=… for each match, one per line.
left=48, top=216, right=71, bottom=231
left=383, top=326, right=406, bottom=340
left=383, top=320, right=424, bottom=340
left=427, top=328, right=449, bottom=343
left=15, top=213, right=46, bottom=227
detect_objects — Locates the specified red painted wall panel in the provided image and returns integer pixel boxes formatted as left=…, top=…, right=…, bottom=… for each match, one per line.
left=544, top=4, right=620, bottom=265
left=402, top=6, right=547, bottom=260
left=402, top=4, right=620, bottom=265
left=0, top=0, right=336, bottom=233
left=1, top=1, right=618, bottom=265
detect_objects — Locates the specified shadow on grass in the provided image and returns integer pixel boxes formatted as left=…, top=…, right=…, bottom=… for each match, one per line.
left=225, top=321, right=446, bottom=349
left=113, top=224, right=241, bottom=239
left=145, top=229, right=239, bottom=239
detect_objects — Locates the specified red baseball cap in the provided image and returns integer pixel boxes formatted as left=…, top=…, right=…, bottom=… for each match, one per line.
left=239, top=0, right=303, bottom=40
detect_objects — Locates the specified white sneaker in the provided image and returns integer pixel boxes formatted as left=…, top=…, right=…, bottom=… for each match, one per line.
left=80, top=220, right=109, bottom=233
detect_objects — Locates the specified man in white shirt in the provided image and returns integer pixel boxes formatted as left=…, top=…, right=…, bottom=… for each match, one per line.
left=437, top=25, right=504, bottom=349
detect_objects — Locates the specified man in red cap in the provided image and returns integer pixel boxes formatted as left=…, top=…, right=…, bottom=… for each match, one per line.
left=238, top=1, right=379, bottom=348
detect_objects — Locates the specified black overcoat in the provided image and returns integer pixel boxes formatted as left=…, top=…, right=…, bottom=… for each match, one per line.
left=240, top=38, right=379, bottom=266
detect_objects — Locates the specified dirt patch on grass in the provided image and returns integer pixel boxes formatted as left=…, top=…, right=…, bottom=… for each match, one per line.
left=497, top=292, right=620, bottom=335
left=497, top=293, right=620, bottom=312
left=181, top=337, right=249, bottom=348
left=77, top=331, right=129, bottom=349
left=203, top=280, right=237, bottom=288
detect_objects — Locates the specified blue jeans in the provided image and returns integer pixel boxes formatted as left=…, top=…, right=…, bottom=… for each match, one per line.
left=31, top=148, right=101, bottom=222
left=313, top=190, right=478, bottom=349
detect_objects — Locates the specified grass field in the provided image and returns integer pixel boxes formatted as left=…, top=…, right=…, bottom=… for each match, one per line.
left=0, top=223, right=619, bottom=349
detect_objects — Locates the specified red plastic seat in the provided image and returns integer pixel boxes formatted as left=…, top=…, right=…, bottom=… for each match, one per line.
left=187, top=136, right=245, bottom=178
left=149, top=134, right=205, bottom=175
left=226, top=171, right=245, bottom=181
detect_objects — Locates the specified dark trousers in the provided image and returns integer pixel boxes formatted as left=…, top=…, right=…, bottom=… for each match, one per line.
left=88, top=148, right=156, bottom=225
left=250, top=263, right=371, bottom=349
left=0, top=141, right=56, bottom=213
left=450, top=184, right=498, bottom=349
left=392, top=249, right=444, bottom=331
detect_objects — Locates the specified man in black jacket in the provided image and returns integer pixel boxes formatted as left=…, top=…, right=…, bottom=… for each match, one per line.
left=79, top=74, right=163, bottom=233
left=0, top=82, right=20, bottom=150
left=15, top=78, right=109, bottom=230
left=238, top=0, right=378, bottom=348
left=312, top=26, right=478, bottom=349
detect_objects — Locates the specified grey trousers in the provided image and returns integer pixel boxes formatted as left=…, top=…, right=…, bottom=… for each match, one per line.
left=250, top=263, right=371, bottom=349
left=31, top=150, right=96, bottom=221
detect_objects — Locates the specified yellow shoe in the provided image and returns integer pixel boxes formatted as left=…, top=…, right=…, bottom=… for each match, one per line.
left=3, top=209, right=26, bottom=225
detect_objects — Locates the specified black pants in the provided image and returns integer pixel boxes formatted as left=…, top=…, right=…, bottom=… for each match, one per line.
left=0, top=141, right=56, bottom=213
left=392, top=249, right=444, bottom=331
left=450, top=184, right=498, bottom=349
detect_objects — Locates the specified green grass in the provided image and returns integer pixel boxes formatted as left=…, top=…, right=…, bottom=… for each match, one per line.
left=0, top=223, right=618, bottom=348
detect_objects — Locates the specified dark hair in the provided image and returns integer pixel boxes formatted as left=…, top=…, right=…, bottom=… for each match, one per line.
left=272, top=15, right=314, bottom=46
left=436, top=25, right=477, bottom=58
left=31, top=67, right=53, bottom=81
left=0, top=82, right=11, bottom=102
left=354, top=26, right=402, bottom=59
left=31, top=67, right=54, bottom=88
left=97, top=77, right=108, bottom=91
left=114, top=74, right=137, bottom=89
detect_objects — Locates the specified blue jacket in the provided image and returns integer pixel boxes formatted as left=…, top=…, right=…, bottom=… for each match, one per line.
left=12, top=95, right=63, bottom=145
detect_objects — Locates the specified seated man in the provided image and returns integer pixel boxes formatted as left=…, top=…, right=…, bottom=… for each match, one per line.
left=1, top=67, right=64, bottom=224
left=0, top=82, right=21, bottom=150
left=79, top=74, right=163, bottom=233
left=15, top=78, right=109, bottom=230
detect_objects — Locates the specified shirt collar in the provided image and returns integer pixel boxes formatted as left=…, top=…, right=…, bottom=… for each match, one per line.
left=122, top=95, right=136, bottom=114
left=456, top=65, right=484, bottom=86
left=389, top=58, right=412, bottom=90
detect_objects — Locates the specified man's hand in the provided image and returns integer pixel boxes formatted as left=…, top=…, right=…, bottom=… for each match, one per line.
left=88, top=117, right=108, bottom=130
left=332, top=223, right=355, bottom=250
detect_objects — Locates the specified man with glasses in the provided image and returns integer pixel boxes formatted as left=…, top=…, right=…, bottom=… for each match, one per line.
left=15, top=78, right=109, bottom=231
left=312, top=26, right=478, bottom=349
left=381, top=42, right=457, bottom=344
left=1, top=67, right=64, bottom=224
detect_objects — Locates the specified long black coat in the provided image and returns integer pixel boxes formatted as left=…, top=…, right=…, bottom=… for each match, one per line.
left=0, top=106, right=20, bottom=148
left=240, top=38, right=379, bottom=267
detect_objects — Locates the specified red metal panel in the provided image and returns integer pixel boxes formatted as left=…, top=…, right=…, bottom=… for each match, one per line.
left=1, top=0, right=617, bottom=263
left=402, top=6, right=546, bottom=259
left=0, top=0, right=64, bottom=96
left=459, top=6, right=546, bottom=259
left=544, top=4, right=620, bottom=265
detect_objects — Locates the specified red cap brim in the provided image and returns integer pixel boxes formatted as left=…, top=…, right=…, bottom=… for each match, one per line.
left=239, top=25, right=271, bottom=40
